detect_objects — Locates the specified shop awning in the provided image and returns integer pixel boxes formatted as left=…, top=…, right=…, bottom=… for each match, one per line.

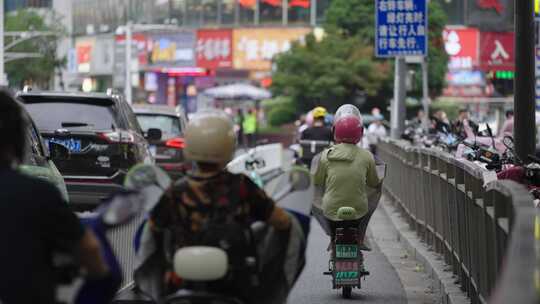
left=203, top=83, right=271, bottom=100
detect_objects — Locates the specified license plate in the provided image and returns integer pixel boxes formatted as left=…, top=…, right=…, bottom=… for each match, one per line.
left=149, top=145, right=157, bottom=157
left=336, top=245, right=358, bottom=259
left=335, top=261, right=360, bottom=285
left=335, top=271, right=359, bottom=284
left=48, top=138, right=82, bottom=153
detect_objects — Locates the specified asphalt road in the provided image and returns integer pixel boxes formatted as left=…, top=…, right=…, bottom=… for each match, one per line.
left=270, top=173, right=407, bottom=304
left=287, top=219, right=407, bottom=304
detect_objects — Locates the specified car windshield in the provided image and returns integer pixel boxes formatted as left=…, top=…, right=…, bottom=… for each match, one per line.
left=25, top=102, right=116, bottom=131
left=136, top=114, right=182, bottom=139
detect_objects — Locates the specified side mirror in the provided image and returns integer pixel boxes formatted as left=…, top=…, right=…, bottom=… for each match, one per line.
left=146, top=128, right=162, bottom=141
left=49, top=142, right=70, bottom=160
left=289, top=167, right=311, bottom=191
left=124, top=164, right=171, bottom=211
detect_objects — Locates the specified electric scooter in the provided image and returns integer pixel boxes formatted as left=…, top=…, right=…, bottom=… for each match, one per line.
left=113, top=165, right=313, bottom=304
left=312, top=162, right=386, bottom=299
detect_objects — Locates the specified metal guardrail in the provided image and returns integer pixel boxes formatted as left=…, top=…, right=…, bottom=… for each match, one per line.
left=377, top=139, right=539, bottom=304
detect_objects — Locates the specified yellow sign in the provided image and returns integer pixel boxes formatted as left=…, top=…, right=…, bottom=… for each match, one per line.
left=233, top=28, right=311, bottom=71
left=536, top=0, right=540, bottom=17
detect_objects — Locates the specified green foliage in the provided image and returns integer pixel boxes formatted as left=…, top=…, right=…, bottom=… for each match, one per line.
left=268, top=105, right=297, bottom=126
left=272, top=33, right=391, bottom=113
left=324, top=0, right=375, bottom=42
left=271, top=0, right=448, bottom=114
left=5, top=10, right=66, bottom=88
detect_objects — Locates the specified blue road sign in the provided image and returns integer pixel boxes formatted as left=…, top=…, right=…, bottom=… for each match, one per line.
left=375, top=0, right=428, bottom=58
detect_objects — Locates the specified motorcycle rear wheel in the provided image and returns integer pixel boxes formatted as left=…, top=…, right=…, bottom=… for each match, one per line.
left=342, top=286, right=352, bottom=299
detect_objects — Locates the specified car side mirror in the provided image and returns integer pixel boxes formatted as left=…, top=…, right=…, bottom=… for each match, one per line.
left=49, top=142, right=70, bottom=160
left=146, top=128, right=162, bottom=141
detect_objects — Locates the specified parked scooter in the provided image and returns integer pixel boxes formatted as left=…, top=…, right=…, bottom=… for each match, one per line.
left=113, top=165, right=312, bottom=304
left=496, top=136, right=540, bottom=206
left=55, top=164, right=171, bottom=304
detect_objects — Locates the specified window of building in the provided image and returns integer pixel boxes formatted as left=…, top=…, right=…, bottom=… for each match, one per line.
left=289, top=0, right=310, bottom=24
left=315, top=0, right=330, bottom=25
left=260, top=0, right=282, bottom=24
left=202, top=0, right=219, bottom=25
left=437, top=0, right=464, bottom=25
left=220, top=0, right=237, bottom=25
left=185, top=0, right=204, bottom=27
left=170, top=0, right=188, bottom=26
left=238, top=0, right=255, bottom=25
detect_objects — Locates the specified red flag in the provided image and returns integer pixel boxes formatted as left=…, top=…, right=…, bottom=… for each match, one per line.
left=239, top=0, right=256, bottom=8
left=289, top=0, right=310, bottom=8
left=262, top=0, right=282, bottom=6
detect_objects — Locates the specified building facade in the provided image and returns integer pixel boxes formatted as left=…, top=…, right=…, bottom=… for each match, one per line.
left=72, top=0, right=330, bottom=36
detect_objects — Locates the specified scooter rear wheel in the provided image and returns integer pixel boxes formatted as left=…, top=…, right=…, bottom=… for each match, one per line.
left=342, top=287, right=352, bottom=299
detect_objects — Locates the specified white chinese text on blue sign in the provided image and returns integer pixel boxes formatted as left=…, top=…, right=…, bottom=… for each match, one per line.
left=375, top=0, right=428, bottom=57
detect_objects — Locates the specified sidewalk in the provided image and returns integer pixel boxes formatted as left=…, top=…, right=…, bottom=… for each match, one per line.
left=370, top=196, right=470, bottom=304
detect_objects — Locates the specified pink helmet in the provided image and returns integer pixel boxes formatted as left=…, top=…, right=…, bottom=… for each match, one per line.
left=333, top=104, right=363, bottom=144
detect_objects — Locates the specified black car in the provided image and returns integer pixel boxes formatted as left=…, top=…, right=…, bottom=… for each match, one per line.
left=132, top=104, right=188, bottom=179
left=18, top=90, right=155, bottom=209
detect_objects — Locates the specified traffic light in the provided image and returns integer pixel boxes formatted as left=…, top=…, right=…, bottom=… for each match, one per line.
left=495, top=70, right=515, bottom=79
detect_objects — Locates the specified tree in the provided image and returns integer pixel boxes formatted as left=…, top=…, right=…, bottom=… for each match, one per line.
left=5, top=10, right=65, bottom=89
left=271, top=0, right=448, bottom=113
left=272, top=33, right=390, bottom=112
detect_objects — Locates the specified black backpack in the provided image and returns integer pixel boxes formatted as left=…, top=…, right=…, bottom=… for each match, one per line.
left=165, top=177, right=260, bottom=300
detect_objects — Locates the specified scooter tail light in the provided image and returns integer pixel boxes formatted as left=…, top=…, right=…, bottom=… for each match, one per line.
left=166, top=137, right=185, bottom=149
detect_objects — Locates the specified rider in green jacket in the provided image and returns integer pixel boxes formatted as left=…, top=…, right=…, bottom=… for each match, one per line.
left=313, top=104, right=381, bottom=249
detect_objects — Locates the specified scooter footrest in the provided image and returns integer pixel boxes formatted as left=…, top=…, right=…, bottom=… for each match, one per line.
left=323, top=271, right=333, bottom=276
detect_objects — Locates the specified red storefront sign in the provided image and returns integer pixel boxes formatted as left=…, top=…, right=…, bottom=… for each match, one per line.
left=115, top=33, right=148, bottom=66
left=196, top=29, right=233, bottom=69
left=443, top=27, right=479, bottom=70
left=480, top=32, right=514, bottom=71
left=77, top=45, right=92, bottom=66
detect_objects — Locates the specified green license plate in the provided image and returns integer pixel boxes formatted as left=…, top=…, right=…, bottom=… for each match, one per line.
left=335, top=271, right=359, bottom=284
left=336, top=244, right=358, bottom=259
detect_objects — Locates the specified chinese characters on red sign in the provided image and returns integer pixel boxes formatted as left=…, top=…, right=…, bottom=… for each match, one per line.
left=443, top=28, right=479, bottom=70
left=476, top=0, right=504, bottom=14
left=196, top=29, right=233, bottom=69
left=480, top=31, right=514, bottom=71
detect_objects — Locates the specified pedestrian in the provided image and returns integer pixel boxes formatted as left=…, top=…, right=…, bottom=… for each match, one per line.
left=243, top=108, right=257, bottom=147
left=0, top=91, right=108, bottom=304
left=432, top=110, right=451, bottom=134
left=414, top=109, right=425, bottom=125
left=235, top=108, right=245, bottom=147
left=452, top=108, right=476, bottom=138
left=366, top=114, right=387, bottom=154
left=499, top=110, right=514, bottom=138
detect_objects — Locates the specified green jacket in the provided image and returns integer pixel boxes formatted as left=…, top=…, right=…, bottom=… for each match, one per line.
left=243, top=114, right=257, bottom=134
left=313, top=143, right=380, bottom=220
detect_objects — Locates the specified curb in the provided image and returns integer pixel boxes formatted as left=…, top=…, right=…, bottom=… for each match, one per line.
left=379, top=196, right=471, bottom=304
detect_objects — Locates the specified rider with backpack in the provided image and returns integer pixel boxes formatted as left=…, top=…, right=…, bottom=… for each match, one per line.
left=147, top=110, right=292, bottom=301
